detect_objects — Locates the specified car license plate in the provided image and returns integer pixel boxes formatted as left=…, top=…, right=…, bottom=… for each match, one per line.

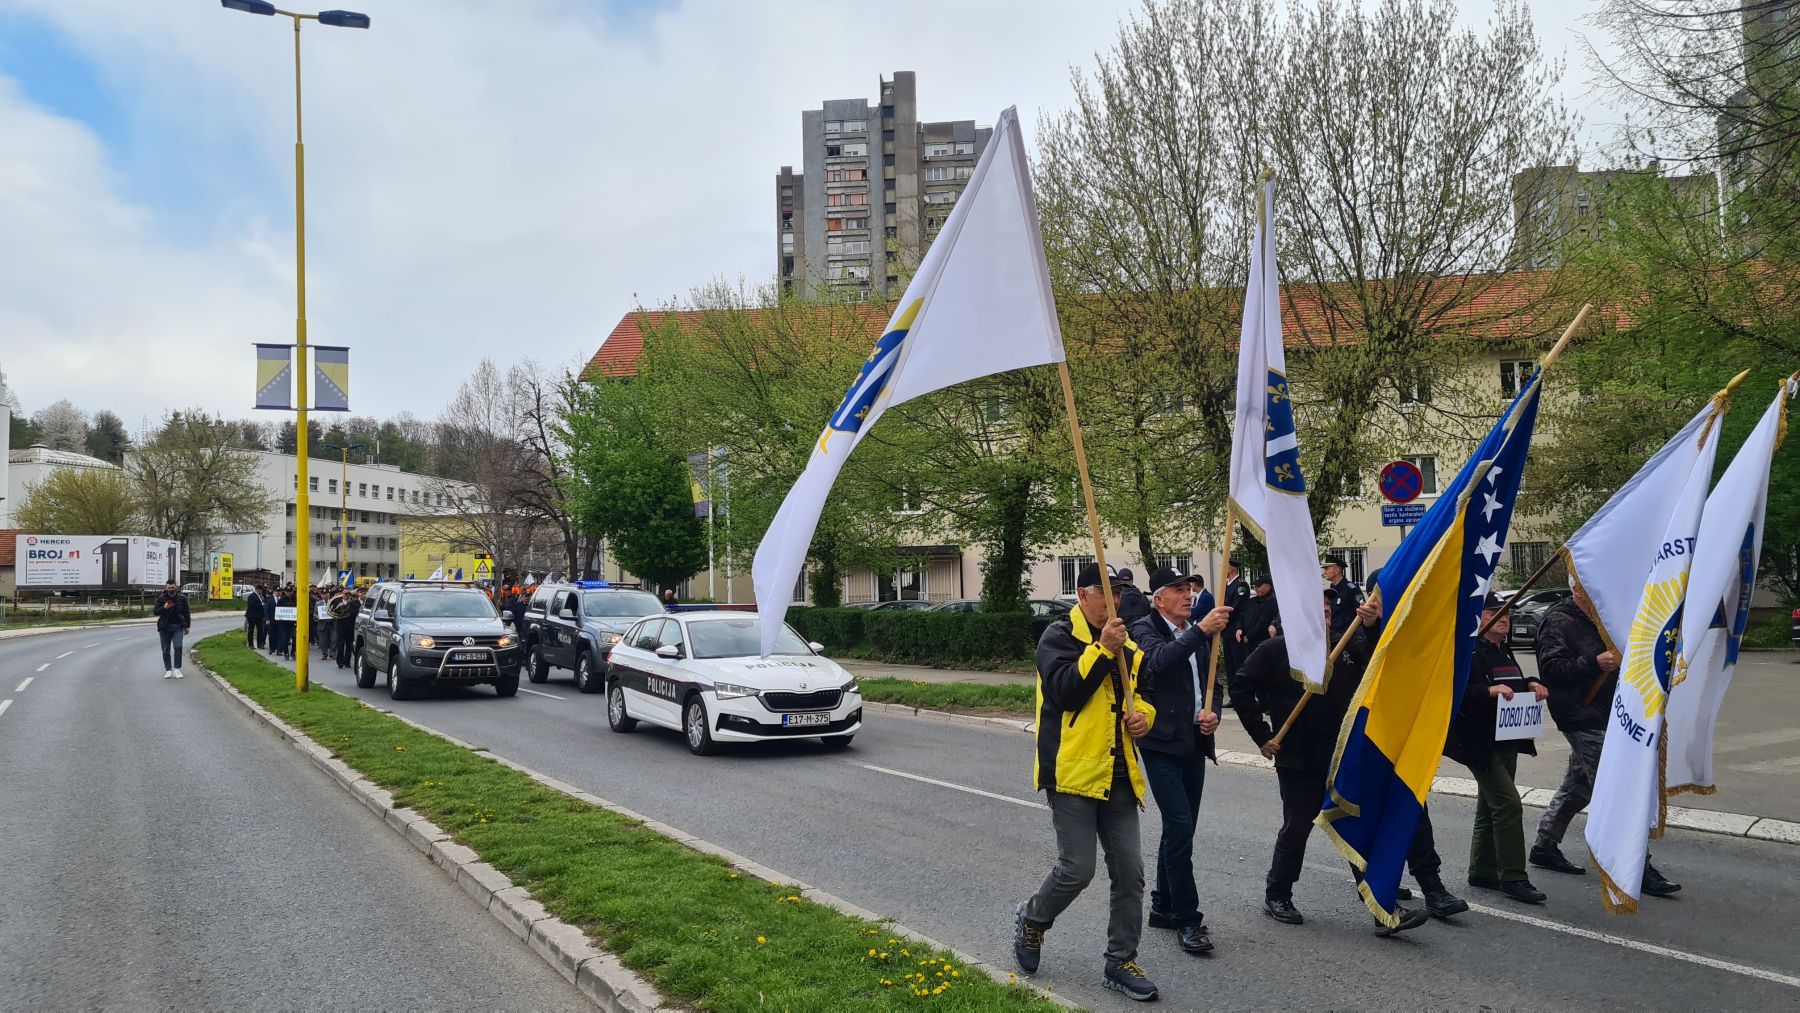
left=450, top=650, right=488, bottom=663
left=783, top=712, right=830, bottom=728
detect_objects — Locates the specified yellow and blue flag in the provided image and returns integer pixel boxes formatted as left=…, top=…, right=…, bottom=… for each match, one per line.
left=1318, top=364, right=1544, bottom=926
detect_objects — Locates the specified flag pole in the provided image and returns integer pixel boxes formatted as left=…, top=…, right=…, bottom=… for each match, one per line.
left=1199, top=505, right=1235, bottom=717
left=1270, top=586, right=1380, bottom=747
left=1057, top=358, right=1133, bottom=716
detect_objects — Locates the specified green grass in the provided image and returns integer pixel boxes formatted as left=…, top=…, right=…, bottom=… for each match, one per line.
left=192, top=634, right=1050, bottom=1011
left=858, top=678, right=1036, bottom=715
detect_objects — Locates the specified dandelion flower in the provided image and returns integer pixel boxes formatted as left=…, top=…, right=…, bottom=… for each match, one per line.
left=756, top=936, right=767, bottom=945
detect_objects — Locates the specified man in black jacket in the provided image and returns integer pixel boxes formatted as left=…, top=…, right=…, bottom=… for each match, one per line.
left=1232, top=591, right=1444, bottom=933
left=154, top=580, right=191, bottom=680
left=1322, top=555, right=1362, bottom=630
left=1240, top=575, right=1279, bottom=651
left=1129, top=567, right=1233, bottom=956
left=1529, top=586, right=1681, bottom=896
left=333, top=589, right=363, bottom=669
left=1115, top=568, right=1153, bottom=623
left=245, top=586, right=266, bottom=649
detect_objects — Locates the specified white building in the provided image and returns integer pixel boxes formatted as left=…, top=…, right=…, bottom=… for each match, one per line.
left=2, top=446, right=120, bottom=530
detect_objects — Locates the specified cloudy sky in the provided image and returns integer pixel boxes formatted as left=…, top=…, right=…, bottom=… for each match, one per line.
left=0, top=0, right=1618, bottom=430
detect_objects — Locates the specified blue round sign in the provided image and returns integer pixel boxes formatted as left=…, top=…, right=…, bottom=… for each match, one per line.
left=1380, top=460, right=1423, bottom=504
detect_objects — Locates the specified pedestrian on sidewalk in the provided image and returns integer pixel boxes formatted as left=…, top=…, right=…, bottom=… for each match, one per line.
left=154, top=579, right=191, bottom=680
left=1013, top=562, right=1161, bottom=1003
left=333, top=588, right=361, bottom=669
left=1529, top=584, right=1681, bottom=896
left=1129, top=566, right=1233, bottom=956
left=245, top=585, right=267, bottom=649
left=1448, top=594, right=1549, bottom=905
left=1231, top=590, right=1449, bottom=933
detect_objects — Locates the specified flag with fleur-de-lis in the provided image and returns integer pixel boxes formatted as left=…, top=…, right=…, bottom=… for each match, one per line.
left=1227, top=176, right=1327, bottom=690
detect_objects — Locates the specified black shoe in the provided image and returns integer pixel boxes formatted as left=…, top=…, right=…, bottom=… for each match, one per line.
left=1467, top=875, right=1503, bottom=890
left=1012, top=903, right=1043, bottom=975
left=1147, top=910, right=1178, bottom=930
left=1375, top=905, right=1430, bottom=936
left=1416, top=873, right=1469, bottom=919
left=1263, top=897, right=1304, bottom=925
left=1530, top=844, right=1585, bottom=875
left=1102, top=959, right=1159, bottom=1002
left=1641, top=863, right=1682, bottom=897
left=1500, top=879, right=1547, bottom=904
left=1177, top=923, right=1213, bottom=955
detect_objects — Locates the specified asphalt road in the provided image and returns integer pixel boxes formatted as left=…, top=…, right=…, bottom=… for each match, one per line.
left=289, top=651, right=1800, bottom=1011
left=0, top=617, right=585, bottom=1011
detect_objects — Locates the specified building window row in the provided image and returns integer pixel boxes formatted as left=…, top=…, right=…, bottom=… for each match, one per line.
left=825, top=191, right=869, bottom=207
left=826, top=168, right=867, bottom=182
left=824, top=119, right=868, bottom=134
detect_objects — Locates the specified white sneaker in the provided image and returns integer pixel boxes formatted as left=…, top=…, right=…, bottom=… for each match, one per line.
left=163, top=670, right=175, bottom=679
left=173, top=669, right=184, bottom=679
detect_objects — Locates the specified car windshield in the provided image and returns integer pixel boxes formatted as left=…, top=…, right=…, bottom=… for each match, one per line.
left=398, top=590, right=497, bottom=619
left=584, top=591, right=663, bottom=618
left=688, top=617, right=813, bottom=659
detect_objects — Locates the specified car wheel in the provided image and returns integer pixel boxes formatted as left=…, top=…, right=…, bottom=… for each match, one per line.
left=493, top=675, right=519, bottom=698
left=387, top=655, right=414, bottom=701
left=820, top=735, right=854, bottom=749
left=355, top=641, right=377, bottom=689
left=574, top=651, right=602, bottom=694
left=526, top=644, right=549, bottom=683
left=684, top=695, right=716, bottom=756
left=607, top=681, right=637, bottom=733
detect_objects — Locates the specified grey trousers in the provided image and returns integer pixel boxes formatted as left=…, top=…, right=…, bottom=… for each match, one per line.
left=1025, top=781, right=1143, bottom=964
left=1535, top=728, right=1605, bottom=849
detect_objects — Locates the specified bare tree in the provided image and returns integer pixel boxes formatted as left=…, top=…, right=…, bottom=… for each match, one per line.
left=129, top=411, right=277, bottom=568
left=33, top=399, right=89, bottom=453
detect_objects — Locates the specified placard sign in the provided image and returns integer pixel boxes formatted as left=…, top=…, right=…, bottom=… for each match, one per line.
left=1495, top=694, right=1546, bottom=741
left=274, top=607, right=298, bottom=622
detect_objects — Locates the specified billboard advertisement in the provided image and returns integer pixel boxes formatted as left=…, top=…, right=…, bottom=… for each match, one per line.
left=15, top=534, right=181, bottom=590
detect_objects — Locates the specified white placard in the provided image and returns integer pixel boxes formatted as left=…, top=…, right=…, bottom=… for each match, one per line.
left=1495, top=693, right=1545, bottom=741
left=274, top=607, right=298, bottom=622
left=317, top=604, right=332, bottom=620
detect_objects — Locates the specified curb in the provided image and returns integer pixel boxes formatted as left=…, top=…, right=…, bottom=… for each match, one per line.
left=199, top=666, right=671, bottom=1012
left=866, top=705, right=1800, bottom=848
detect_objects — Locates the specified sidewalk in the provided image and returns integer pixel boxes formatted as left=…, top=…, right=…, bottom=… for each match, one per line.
left=838, top=650, right=1800, bottom=824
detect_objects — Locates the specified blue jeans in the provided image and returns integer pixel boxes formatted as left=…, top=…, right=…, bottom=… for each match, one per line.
left=1140, top=747, right=1207, bottom=925
left=158, top=627, right=186, bottom=671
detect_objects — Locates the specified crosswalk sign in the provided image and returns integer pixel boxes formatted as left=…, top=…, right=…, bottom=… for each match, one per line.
left=473, top=559, right=493, bottom=581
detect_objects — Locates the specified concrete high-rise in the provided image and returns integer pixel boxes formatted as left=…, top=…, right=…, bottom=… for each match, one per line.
left=775, top=71, right=990, bottom=299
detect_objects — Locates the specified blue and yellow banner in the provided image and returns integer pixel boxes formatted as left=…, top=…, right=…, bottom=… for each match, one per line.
left=254, top=344, right=293, bottom=410
left=314, top=345, right=350, bottom=412
left=1318, top=367, right=1544, bottom=926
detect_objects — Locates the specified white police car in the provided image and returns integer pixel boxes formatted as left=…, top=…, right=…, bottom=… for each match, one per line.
left=603, top=611, right=862, bottom=755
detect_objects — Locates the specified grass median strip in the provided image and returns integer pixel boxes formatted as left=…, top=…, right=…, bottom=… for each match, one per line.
left=194, top=634, right=1050, bottom=1011
left=857, top=677, right=1035, bottom=716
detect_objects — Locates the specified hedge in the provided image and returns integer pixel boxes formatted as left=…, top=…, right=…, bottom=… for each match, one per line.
left=788, top=607, right=1035, bottom=666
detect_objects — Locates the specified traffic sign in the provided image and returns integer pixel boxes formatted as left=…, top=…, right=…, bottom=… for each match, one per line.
left=1380, top=460, right=1424, bottom=504
left=473, top=559, right=493, bottom=581
left=1381, top=503, right=1427, bottom=527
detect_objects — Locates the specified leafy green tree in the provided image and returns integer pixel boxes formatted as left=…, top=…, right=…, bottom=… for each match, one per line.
left=85, top=410, right=132, bottom=464
left=9, top=410, right=43, bottom=449
left=15, top=467, right=139, bottom=534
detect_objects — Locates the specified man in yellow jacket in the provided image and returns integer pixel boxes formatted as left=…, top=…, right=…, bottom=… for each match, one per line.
left=1015, top=562, right=1160, bottom=1002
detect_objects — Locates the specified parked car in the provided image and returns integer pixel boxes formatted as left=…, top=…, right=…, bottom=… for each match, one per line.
left=605, top=611, right=863, bottom=755
left=519, top=580, right=666, bottom=693
left=1505, top=588, right=1574, bottom=650
left=178, top=582, right=206, bottom=599
left=353, top=580, right=521, bottom=700
left=930, top=597, right=1068, bottom=641
left=866, top=599, right=935, bottom=612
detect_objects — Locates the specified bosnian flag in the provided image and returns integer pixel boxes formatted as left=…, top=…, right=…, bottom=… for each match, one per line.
left=751, top=106, right=1066, bottom=656
left=1666, top=374, right=1797, bottom=796
left=1582, top=385, right=1733, bottom=912
left=1228, top=176, right=1327, bottom=690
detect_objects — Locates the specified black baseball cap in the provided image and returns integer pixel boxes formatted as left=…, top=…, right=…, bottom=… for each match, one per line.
left=1117, top=568, right=1136, bottom=585
left=1252, top=573, right=1273, bottom=589
left=1147, top=566, right=1189, bottom=593
left=1322, top=555, right=1348, bottom=569
left=1482, top=592, right=1506, bottom=611
left=1075, top=561, right=1118, bottom=588
left=1228, top=556, right=1242, bottom=568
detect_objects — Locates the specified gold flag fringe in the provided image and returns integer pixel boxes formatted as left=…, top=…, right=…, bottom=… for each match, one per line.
left=1590, top=848, right=1642, bottom=916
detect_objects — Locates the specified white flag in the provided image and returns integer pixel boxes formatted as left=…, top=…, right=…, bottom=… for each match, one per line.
left=1667, top=375, right=1796, bottom=795
left=1583, top=391, right=1730, bottom=912
left=525, top=573, right=537, bottom=585
left=751, top=106, right=1066, bottom=656
left=427, top=566, right=444, bottom=581
left=1228, top=177, right=1327, bottom=690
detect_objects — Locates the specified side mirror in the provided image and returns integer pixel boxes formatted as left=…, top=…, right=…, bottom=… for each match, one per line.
left=562, top=606, right=579, bottom=619
left=655, top=644, right=681, bottom=659
left=808, top=641, right=825, bottom=653
left=372, top=609, right=392, bottom=624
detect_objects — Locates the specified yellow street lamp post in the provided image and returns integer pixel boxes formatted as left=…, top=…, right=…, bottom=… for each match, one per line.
left=221, top=1, right=369, bottom=692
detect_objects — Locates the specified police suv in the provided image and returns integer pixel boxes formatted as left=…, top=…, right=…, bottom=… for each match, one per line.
left=353, top=580, right=521, bottom=700
left=604, top=611, right=863, bottom=755
left=520, top=580, right=666, bottom=693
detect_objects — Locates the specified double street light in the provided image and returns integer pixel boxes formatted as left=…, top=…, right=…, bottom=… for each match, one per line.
left=222, top=0, right=369, bottom=693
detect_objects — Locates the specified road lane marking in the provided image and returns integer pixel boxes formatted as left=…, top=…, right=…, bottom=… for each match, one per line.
left=1470, top=900, right=1800, bottom=988
left=84, top=642, right=100, bottom=648
left=55, top=651, right=73, bottom=659
left=114, top=637, right=129, bottom=642
left=518, top=688, right=566, bottom=700
left=15, top=677, right=32, bottom=692
left=854, top=762, right=1048, bottom=811
left=0, top=699, right=11, bottom=718
left=36, top=664, right=49, bottom=672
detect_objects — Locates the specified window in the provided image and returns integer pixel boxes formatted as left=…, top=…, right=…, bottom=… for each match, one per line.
left=878, top=563, right=927, bottom=602
left=926, top=167, right=952, bottom=181
left=386, top=486, right=394, bottom=500
left=1508, top=541, right=1551, bottom=578
left=844, top=216, right=867, bottom=230
left=1397, top=370, right=1431, bottom=406
left=955, top=142, right=974, bottom=154
left=825, top=120, right=842, bottom=133
left=982, top=396, right=1007, bottom=423
left=827, top=168, right=842, bottom=182
left=328, top=479, right=338, bottom=495
left=1402, top=455, right=1440, bottom=496
left=844, top=119, right=866, bottom=132
left=925, top=143, right=953, bottom=157
left=360, top=511, right=370, bottom=523
left=308, top=476, right=318, bottom=492
left=1058, top=555, right=1098, bottom=596
left=1150, top=553, right=1192, bottom=577
left=892, top=487, right=923, bottom=514
left=792, top=568, right=808, bottom=605
left=956, top=166, right=973, bottom=180
left=1499, top=359, right=1536, bottom=399
left=924, top=191, right=956, bottom=204
left=825, top=144, right=840, bottom=156
left=358, top=483, right=367, bottom=497
left=1325, top=547, right=1368, bottom=584
left=841, top=142, right=867, bottom=157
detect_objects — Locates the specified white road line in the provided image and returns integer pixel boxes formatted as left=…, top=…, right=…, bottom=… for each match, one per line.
left=83, top=642, right=100, bottom=648
left=15, top=677, right=32, bottom=692
left=55, top=651, right=73, bottom=659
left=114, top=637, right=129, bottom=642
left=36, top=664, right=49, bottom=673
left=518, top=688, right=566, bottom=700
left=0, top=699, right=11, bottom=718
left=854, top=762, right=1049, bottom=811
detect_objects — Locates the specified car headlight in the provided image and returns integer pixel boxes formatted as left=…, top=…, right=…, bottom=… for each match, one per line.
left=842, top=676, right=860, bottom=693
left=602, top=632, right=623, bottom=645
left=713, top=681, right=759, bottom=700
left=409, top=634, right=436, bottom=650
left=497, top=634, right=516, bottom=648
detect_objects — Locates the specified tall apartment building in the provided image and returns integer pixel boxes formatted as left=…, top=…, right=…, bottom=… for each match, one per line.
left=776, top=71, right=991, bottom=299
left=1509, top=163, right=1718, bottom=269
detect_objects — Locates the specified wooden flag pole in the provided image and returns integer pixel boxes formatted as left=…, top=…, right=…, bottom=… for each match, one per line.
left=1269, top=586, right=1381, bottom=748
left=1057, top=358, right=1133, bottom=716
left=1200, top=506, right=1236, bottom=717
